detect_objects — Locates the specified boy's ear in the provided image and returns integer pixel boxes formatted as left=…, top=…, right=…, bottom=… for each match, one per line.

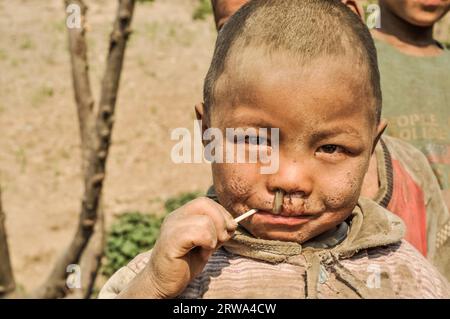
left=194, top=103, right=210, bottom=147
left=372, top=119, right=388, bottom=154
left=341, top=0, right=364, bottom=20
left=194, top=102, right=205, bottom=122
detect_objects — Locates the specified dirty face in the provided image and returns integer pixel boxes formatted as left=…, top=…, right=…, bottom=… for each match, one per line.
left=199, top=52, right=383, bottom=243
left=379, top=0, right=450, bottom=27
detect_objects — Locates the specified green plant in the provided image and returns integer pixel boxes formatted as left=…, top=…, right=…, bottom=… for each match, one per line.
left=102, top=212, right=163, bottom=277
left=193, top=0, right=212, bottom=21
left=164, top=191, right=203, bottom=212
left=102, top=191, right=202, bottom=276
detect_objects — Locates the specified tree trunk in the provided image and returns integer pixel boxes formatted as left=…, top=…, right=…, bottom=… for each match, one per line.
left=31, top=0, right=135, bottom=299
left=0, top=187, right=16, bottom=297
left=65, top=199, right=104, bottom=299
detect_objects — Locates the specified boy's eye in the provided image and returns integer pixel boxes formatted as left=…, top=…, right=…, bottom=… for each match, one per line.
left=316, top=144, right=345, bottom=154
left=233, top=135, right=269, bottom=145
left=245, top=135, right=268, bottom=145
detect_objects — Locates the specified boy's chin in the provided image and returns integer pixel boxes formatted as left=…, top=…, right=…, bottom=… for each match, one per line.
left=242, top=223, right=331, bottom=244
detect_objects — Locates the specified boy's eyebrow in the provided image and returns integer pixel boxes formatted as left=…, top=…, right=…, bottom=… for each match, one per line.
left=223, top=117, right=276, bottom=129
left=309, top=126, right=362, bottom=144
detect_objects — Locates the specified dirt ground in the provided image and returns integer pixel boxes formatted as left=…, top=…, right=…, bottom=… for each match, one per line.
left=0, top=0, right=449, bottom=295
left=0, top=0, right=215, bottom=294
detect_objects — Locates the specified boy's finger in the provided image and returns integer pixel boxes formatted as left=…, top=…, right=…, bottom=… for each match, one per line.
left=187, top=197, right=236, bottom=233
left=204, top=198, right=238, bottom=230
left=178, top=215, right=219, bottom=251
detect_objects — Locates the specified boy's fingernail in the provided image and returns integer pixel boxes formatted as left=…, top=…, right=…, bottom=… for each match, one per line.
left=227, top=220, right=238, bottom=229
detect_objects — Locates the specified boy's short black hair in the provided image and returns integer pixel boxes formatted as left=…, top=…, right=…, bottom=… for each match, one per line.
left=204, top=0, right=382, bottom=123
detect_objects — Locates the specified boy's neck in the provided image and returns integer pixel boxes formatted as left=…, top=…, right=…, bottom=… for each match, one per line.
left=373, top=3, right=443, bottom=57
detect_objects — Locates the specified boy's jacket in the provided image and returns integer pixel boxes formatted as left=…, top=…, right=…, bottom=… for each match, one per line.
left=99, top=197, right=450, bottom=298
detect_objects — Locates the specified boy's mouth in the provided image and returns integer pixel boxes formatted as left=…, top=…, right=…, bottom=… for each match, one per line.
left=252, top=209, right=320, bottom=227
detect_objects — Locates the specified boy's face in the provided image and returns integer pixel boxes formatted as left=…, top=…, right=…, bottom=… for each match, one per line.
left=197, top=54, right=385, bottom=244
left=380, top=0, right=450, bottom=27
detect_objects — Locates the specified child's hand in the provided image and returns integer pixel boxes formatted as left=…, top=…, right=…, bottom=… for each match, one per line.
left=119, top=197, right=238, bottom=298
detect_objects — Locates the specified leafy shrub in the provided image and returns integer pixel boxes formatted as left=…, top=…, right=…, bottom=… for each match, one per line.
left=164, top=191, right=203, bottom=212
left=102, top=191, right=202, bottom=277
left=102, top=212, right=163, bottom=277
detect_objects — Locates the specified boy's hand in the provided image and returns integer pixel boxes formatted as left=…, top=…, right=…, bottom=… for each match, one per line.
left=118, top=197, right=237, bottom=299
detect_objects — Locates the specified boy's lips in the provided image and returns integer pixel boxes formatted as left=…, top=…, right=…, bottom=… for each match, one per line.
left=252, top=209, right=320, bottom=226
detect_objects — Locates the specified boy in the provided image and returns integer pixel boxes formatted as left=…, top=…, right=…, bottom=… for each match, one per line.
left=212, top=0, right=450, bottom=282
left=100, top=0, right=449, bottom=298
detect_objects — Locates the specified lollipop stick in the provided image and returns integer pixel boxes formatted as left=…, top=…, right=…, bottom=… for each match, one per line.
left=234, top=209, right=257, bottom=223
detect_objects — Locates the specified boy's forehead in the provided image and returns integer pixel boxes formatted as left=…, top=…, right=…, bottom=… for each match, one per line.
left=213, top=50, right=377, bottom=125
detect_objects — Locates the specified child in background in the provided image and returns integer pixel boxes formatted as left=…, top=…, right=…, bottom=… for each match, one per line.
left=100, top=0, right=449, bottom=298
left=211, top=0, right=249, bottom=30
left=373, top=0, right=450, bottom=279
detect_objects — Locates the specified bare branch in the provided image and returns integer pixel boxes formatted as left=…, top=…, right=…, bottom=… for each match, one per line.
left=32, top=0, right=136, bottom=299
left=65, top=0, right=95, bottom=169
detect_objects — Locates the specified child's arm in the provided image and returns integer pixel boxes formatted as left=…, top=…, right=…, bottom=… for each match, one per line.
left=116, top=197, right=237, bottom=298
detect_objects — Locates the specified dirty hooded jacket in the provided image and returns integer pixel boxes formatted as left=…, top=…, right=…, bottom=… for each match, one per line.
left=99, top=197, right=450, bottom=299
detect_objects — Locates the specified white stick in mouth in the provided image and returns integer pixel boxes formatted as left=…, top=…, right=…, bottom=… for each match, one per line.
left=273, top=189, right=285, bottom=214
left=234, top=209, right=257, bottom=223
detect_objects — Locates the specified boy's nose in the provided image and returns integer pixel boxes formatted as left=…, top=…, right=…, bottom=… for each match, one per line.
left=267, top=157, right=313, bottom=198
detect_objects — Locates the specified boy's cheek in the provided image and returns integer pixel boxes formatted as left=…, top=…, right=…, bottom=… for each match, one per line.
left=316, top=164, right=366, bottom=210
left=211, top=162, right=262, bottom=215
left=212, top=162, right=262, bottom=188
